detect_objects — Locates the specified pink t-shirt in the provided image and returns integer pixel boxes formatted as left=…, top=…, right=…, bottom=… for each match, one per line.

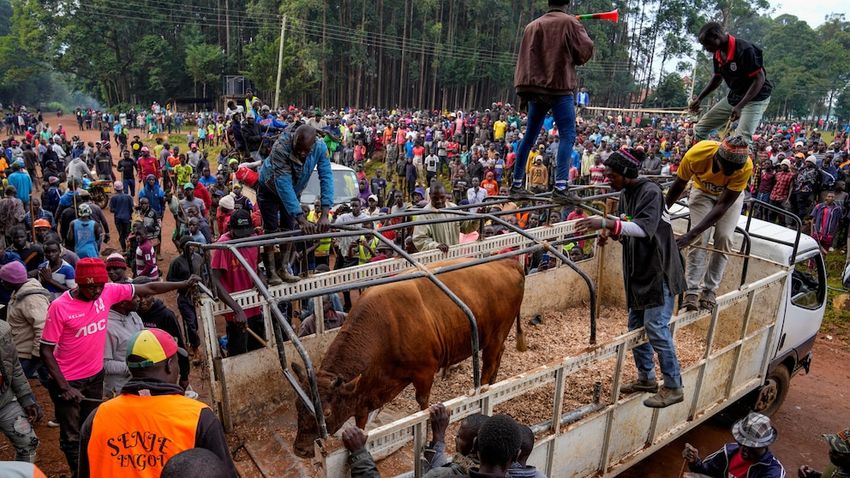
left=211, top=233, right=261, bottom=321
left=41, top=283, right=135, bottom=381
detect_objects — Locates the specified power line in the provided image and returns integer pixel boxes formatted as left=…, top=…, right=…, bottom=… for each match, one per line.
left=78, top=0, right=632, bottom=68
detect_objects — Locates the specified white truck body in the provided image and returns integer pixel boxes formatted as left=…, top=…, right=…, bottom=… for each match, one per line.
left=196, top=214, right=826, bottom=477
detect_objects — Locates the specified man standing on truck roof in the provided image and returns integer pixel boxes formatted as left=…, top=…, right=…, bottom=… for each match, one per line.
left=665, top=136, right=753, bottom=312
left=683, top=412, right=786, bottom=478
left=577, top=147, right=686, bottom=408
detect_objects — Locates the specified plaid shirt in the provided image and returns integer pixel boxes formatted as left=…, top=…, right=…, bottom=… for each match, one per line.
left=770, top=171, right=795, bottom=201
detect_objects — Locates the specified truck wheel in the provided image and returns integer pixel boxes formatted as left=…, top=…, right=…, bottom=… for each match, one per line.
left=752, top=365, right=790, bottom=417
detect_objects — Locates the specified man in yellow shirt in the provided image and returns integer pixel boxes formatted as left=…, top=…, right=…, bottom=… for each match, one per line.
left=493, top=115, right=508, bottom=142
left=665, top=136, right=753, bottom=311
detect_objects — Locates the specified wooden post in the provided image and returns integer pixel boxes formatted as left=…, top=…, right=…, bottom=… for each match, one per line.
left=273, top=16, right=287, bottom=110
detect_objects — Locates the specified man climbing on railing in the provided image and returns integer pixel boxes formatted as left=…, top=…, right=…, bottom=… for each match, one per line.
left=577, top=147, right=686, bottom=408
left=689, top=22, right=772, bottom=145
left=665, top=136, right=753, bottom=312
left=257, top=124, right=334, bottom=284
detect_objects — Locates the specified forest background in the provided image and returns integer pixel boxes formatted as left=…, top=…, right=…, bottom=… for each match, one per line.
left=0, top=0, right=848, bottom=122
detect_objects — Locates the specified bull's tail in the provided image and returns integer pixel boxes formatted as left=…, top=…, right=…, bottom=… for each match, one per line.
left=515, top=314, right=528, bottom=352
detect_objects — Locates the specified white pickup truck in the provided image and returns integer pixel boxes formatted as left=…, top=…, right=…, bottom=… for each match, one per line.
left=195, top=205, right=825, bottom=477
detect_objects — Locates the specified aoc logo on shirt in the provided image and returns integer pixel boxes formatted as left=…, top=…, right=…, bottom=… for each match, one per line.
left=106, top=431, right=174, bottom=470
left=75, top=318, right=107, bottom=337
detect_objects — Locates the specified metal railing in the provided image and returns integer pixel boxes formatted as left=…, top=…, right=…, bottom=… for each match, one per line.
left=317, top=269, right=788, bottom=477
left=193, top=198, right=600, bottom=440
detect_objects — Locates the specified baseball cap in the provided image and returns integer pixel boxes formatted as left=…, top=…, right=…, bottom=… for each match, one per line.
left=368, top=194, right=378, bottom=202
left=229, top=208, right=253, bottom=238
left=126, top=328, right=187, bottom=369
left=183, top=182, right=194, bottom=190
left=823, top=427, right=850, bottom=455
left=33, top=219, right=51, bottom=229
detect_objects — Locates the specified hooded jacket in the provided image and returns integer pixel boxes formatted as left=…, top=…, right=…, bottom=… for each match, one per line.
left=6, top=279, right=50, bottom=359
left=103, top=310, right=145, bottom=397
left=689, top=443, right=787, bottom=478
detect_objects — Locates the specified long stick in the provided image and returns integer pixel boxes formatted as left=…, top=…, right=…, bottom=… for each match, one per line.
left=273, top=15, right=287, bottom=110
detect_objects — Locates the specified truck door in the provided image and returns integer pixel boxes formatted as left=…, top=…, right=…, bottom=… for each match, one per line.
left=778, top=251, right=826, bottom=360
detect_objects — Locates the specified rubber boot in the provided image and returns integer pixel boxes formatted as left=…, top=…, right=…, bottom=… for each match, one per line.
left=278, top=245, right=301, bottom=283
left=263, top=249, right=283, bottom=286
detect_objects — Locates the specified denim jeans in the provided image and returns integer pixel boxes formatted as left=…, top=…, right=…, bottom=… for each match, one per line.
left=20, top=357, right=49, bottom=388
left=628, top=284, right=683, bottom=389
left=0, top=400, right=39, bottom=462
left=694, top=96, right=770, bottom=144
left=512, top=95, right=576, bottom=191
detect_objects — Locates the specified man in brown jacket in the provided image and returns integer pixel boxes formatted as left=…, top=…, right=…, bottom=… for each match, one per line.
left=511, top=0, right=594, bottom=204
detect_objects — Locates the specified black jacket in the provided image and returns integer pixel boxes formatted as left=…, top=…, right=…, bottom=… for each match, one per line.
left=618, top=179, right=686, bottom=309
left=138, top=300, right=190, bottom=382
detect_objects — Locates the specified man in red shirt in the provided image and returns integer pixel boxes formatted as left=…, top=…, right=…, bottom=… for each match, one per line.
left=137, top=146, right=160, bottom=181
left=211, top=208, right=264, bottom=356
left=40, top=258, right=197, bottom=473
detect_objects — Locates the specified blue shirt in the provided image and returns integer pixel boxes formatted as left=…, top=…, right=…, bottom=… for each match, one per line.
left=259, top=132, right=334, bottom=217
left=108, top=192, right=135, bottom=222
left=199, top=174, right=217, bottom=188
left=7, top=171, right=32, bottom=206
left=72, top=219, right=99, bottom=258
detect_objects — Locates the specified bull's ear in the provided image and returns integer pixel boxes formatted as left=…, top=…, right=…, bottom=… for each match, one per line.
left=339, top=374, right=361, bottom=396
left=291, top=362, right=308, bottom=383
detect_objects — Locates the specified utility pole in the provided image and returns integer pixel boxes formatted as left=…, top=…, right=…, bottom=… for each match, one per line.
left=224, top=0, right=230, bottom=55
left=688, top=59, right=698, bottom=101
left=274, top=15, right=288, bottom=110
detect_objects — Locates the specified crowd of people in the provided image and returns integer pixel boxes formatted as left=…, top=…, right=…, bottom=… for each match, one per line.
left=0, top=5, right=848, bottom=475
left=1, top=89, right=850, bottom=475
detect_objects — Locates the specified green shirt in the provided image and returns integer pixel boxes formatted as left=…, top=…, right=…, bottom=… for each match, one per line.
left=823, top=463, right=850, bottom=478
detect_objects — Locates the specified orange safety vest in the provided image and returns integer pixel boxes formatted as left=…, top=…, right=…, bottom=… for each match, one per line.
left=87, top=393, right=207, bottom=478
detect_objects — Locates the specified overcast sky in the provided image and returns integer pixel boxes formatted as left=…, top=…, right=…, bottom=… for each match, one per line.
left=773, top=0, right=849, bottom=27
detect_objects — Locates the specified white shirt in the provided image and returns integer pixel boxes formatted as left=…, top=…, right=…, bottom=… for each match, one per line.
left=52, top=143, right=66, bottom=159
left=467, top=187, right=488, bottom=213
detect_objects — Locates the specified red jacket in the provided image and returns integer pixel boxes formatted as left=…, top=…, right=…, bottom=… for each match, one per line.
left=138, top=155, right=160, bottom=179
left=194, top=182, right=213, bottom=214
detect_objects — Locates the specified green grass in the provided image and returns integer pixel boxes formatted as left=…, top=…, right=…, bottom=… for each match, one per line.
left=822, top=250, right=850, bottom=343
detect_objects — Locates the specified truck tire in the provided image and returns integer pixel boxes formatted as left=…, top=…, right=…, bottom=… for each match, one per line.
left=752, top=365, right=790, bottom=417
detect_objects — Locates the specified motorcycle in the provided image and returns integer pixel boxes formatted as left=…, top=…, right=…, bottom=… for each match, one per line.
left=88, top=180, right=113, bottom=209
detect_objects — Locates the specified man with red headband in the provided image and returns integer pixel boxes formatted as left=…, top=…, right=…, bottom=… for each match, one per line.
left=665, top=136, right=753, bottom=312
left=39, top=257, right=198, bottom=474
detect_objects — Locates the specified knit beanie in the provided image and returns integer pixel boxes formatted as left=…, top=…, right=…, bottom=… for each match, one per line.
left=105, top=253, right=127, bottom=270
left=0, top=261, right=28, bottom=285
left=604, top=148, right=645, bottom=179
left=717, top=136, right=750, bottom=165
left=76, top=258, right=109, bottom=285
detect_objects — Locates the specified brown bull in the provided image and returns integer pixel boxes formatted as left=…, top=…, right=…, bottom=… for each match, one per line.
left=291, top=258, right=526, bottom=457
